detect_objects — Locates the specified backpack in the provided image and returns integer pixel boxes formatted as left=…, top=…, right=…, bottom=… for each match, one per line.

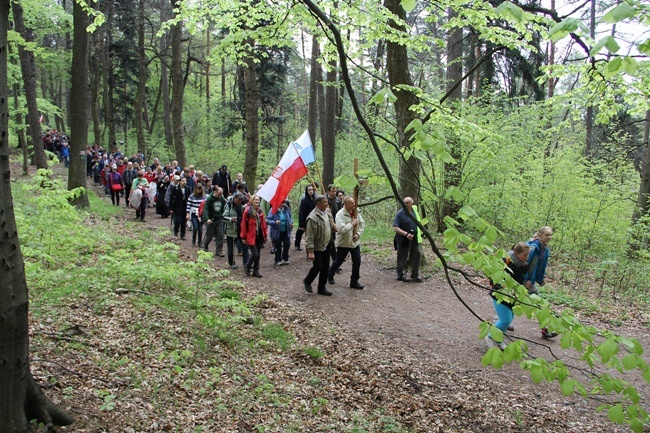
left=198, top=199, right=206, bottom=219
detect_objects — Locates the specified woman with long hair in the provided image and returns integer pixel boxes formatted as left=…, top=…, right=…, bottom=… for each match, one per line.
left=240, top=195, right=267, bottom=278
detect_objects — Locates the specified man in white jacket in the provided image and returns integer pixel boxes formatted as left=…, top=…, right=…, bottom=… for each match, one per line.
left=327, top=196, right=365, bottom=290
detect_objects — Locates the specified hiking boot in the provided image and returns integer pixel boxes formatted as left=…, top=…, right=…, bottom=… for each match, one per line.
left=350, top=282, right=364, bottom=290
left=397, top=275, right=408, bottom=282
left=252, top=272, right=263, bottom=278
left=327, top=275, right=335, bottom=285
left=541, top=328, right=558, bottom=339
left=303, top=280, right=313, bottom=293
left=245, top=267, right=251, bottom=276
left=411, top=277, right=423, bottom=283
left=317, top=287, right=333, bottom=296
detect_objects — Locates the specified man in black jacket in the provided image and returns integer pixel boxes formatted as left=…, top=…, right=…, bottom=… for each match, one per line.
left=212, top=165, right=232, bottom=198
left=169, top=176, right=192, bottom=240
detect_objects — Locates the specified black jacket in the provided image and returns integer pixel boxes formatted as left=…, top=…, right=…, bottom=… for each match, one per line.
left=169, top=184, right=192, bottom=215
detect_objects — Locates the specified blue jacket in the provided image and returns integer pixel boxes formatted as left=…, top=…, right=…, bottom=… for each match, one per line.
left=524, top=239, right=549, bottom=287
left=267, top=205, right=293, bottom=241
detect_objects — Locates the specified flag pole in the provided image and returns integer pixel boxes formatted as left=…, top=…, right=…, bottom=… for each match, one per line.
left=353, top=157, right=359, bottom=236
left=313, top=160, right=326, bottom=195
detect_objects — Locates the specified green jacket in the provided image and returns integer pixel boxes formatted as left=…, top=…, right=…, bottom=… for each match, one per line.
left=202, top=193, right=227, bottom=221
left=305, top=208, right=331, bottom=252
left=223, top=198, right=240, bottom=238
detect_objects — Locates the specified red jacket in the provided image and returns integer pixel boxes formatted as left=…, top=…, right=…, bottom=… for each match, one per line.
left=240, top=205, right=267, bottom=246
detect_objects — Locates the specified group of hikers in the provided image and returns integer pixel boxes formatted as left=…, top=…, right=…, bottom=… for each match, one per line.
left=83, top=146, right=556, bottom=348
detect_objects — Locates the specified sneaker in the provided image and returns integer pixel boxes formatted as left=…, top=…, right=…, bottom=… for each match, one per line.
left=507, top=325, right=515, bottom=332
left=275, top=262, right=282, bottom=267
left=230, top=265, right=238, bottom=270
left=541, top=328, right=558, bottom=339
left=295, top=246, right=303, bottom=251
left=215, top=252, right=225, bottom=257
left=484, top=335, right=504, bottom=350
left=282, top=260, right=290, bottom=265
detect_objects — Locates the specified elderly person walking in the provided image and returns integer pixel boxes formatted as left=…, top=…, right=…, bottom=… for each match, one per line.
left=303, top=195, right=332, bottom=296
left=327, top=195, right=365, bottom=290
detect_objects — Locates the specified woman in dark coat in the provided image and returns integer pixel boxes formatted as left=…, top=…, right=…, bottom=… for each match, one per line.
left=295, top=184, right=316, bottom=250
left=156, top=175, right=170, bottom=217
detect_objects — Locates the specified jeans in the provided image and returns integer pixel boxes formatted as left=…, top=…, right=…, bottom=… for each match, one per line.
left=304, top=246, right=330, bottom=290
left=273, top=231, right=290, bottom=263
left=191, top=214, right=203, bottom=245
left=491, top=298, right=514, bottom=336
left=329, top=245, right=361, bottom=284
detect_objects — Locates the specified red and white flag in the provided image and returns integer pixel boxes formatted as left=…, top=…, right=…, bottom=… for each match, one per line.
left=257, top=130, right=316, bottom=212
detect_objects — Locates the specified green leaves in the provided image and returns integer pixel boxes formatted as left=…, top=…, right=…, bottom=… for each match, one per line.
left=495, top=2, right=524, bottom=23
left=548, top=18, right=583, bottom=42
left=590, top=36, right=620, bottom=56
left=369, top=87, right=397, bottom=105
left=601, top=2, right=636, bottom=24
left=400, top=0, right=416, bottom=13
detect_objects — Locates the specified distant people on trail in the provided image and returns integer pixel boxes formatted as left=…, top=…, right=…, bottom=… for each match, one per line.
left=131, top=170, right=150, bottom=222
left=156, top=175, right=170, bottom=218
left=525, top=226, right=557, bottom=339
left=303, top=195, right=332, bottom=296
left=267, top=200, right=293, bottom=266
left=169, top=176, right=191, bottom=240
left=202, top=186, right=227, bottom=257
left=392, top=197, right=423, bottom=283
left=231, top=172, right=248, bottom=193
left=212, top=165, right=232, bottom=198
left=107, top=165, right=124, bottom=206
left=186, top=184, right=206, bottom=247
left=61, top=141, right=70, bottom=168
left=241, top=195, right=267, bottom=278
left=122, top=162, right=137, bottom=207
left=295, top=184, right=317, bottom=251
left=485, top=242, right=530, bottom=350
left=328, top=195, right=365, bottom=290
left=183, top=167, right=195, bottom=191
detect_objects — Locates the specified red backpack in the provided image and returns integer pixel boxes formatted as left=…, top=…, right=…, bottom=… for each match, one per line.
left=198, top=200, right=206, bottom=219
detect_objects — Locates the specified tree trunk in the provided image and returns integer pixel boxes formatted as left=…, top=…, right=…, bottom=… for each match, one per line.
left=435, top=7, right=464, bottom=232
left=68, top=0, right=90, bottom=207
left=12, top=1, right=47, bottom=169
left=11, top=82, right=28, bottom=175
left=134, top=0, right=147, bottom=157
left=0, top=3, right=74, bottom=430
left=630, top=110, right=650, bottom=250
left=243, top=54, right=259, bottom=186
left=170, top=0, right=186, bottom=167
left=160, top=0, right=173, bottom=150
left=101, top=0, right=116, bottom=148
left=321, top=59, right=337, bottom=188
left=307, top=38, right=320, bottom=146
left=384, top=0, right=421, bottom=201
left=585, top=0, right=596, bottom=157
left=90, top=31, right=102, bottom=147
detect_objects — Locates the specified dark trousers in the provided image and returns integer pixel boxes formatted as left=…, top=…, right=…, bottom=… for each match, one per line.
left=273, top=231, right=290, bottom=263
left=294, top=228, right=304, bottom=248
left=246, top=243, right=262, bottom=273
left=227, top=237, right=249, bottom=266
left=135, top=198, right=147, bottom=221
left=203, top=219, right=224, bottom=254
left=173, top=213, right=186, bottom=237
left=396, top=241, right=421, bottom=279
left=124, top=183, right=132, bottom=206
left=304, top=246, right=330, bottom=290
left=110, top=189, right=121, bottom=206
left=329, top=245, right=361, bottom=284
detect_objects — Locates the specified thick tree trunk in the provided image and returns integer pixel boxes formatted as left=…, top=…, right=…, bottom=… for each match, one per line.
left=321, top=60, right=337, bottom=188
left=243, top=54, right=259, bottom=186
left=384, top=0, right=421, bottom=201
left=630, top=110, right=650, bottom=250
left=134, top=0, right=147, bottom=157
left=90, top=31, right=102, bottom=147
left=0, top=3, right=74, bottom=430
left=307, top=38, right=320, bottom=146
left=12, top=1, right=47, bottom=169
left=102, top=0, right=116, bottom=148
left=170, top=0, right=186, bottom=167
left=435, top=8, right=464, bottom=232
left=159, top=0, right=174, bottom=150
left=68, top=0, right=90, bottom=207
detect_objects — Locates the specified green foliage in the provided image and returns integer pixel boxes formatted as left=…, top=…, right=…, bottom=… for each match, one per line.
left=303, top=346, right=324, bottom=360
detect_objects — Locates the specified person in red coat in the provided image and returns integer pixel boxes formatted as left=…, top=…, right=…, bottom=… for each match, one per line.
left=240, top=195, right=267, bottom=278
